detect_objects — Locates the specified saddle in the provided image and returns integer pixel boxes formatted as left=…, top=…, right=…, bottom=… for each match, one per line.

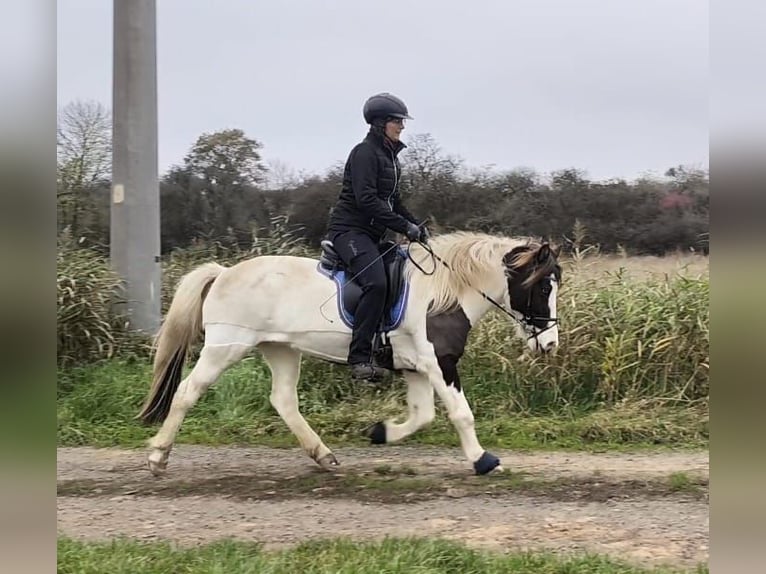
left=317, top=239, right=411, bottom=369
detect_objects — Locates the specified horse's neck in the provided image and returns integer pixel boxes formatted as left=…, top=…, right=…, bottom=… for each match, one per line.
left=456, top=274, right=506, bottom=326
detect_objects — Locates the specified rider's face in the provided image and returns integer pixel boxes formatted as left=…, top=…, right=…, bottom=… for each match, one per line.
left=385, top=118, right=405, bottom=141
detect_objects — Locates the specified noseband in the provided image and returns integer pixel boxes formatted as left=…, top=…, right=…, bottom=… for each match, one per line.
left=517, top=282, right=559, bottom=342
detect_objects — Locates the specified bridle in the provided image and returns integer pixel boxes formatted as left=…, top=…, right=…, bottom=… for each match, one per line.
left=511, top=280, right=559, bottom=341
left=408, top=239, right=559, bottom=343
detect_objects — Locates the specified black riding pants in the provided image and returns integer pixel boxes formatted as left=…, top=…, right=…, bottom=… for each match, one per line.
left=331, top=231, right=387, bottom=365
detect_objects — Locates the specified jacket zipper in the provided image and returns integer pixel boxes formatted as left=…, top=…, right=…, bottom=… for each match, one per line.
left=371, top=151, right=399, bottom=226
left=388, top=150, right=398, bottom=210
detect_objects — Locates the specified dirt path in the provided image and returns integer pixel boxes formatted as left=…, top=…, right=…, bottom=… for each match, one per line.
left=57, top=445, right=709, bottom=569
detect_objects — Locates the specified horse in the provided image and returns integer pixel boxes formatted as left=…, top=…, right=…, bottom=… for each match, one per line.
left=136, top=231, right=562, bottom=476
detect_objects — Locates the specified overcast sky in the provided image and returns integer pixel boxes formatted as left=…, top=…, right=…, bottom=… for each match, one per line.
left=57, top=0, right=708, bottom=182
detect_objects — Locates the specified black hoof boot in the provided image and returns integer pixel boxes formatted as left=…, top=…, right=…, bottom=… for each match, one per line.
left=473, top=451, right=501, bottom=475
left=367, top=422, right=387, bottom=445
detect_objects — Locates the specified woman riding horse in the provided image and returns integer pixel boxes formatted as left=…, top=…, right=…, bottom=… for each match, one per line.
left=326, top=92, right=429, bottom=383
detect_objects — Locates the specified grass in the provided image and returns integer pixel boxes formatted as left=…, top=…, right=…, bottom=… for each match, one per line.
left=570, top=252, right=708, bottom=282
left=57, top=536, right=708, bottom=574
left=56, top=358, right=708, bottom=451
left=663, top=472, right=707, bottom=497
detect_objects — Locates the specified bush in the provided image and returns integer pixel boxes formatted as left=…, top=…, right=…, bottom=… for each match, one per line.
left=461, top=268, right=709, bottom=412
left=57, top=219, right=312, bottom=366
left=57, top=235, right=131, bottom=367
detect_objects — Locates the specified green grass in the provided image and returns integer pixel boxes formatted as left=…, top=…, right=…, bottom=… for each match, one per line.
left=57, top=537, right=708, bottom=574
left=666, top=471, right=705, bottom=495
left=57, top=359, right=708, bottom=451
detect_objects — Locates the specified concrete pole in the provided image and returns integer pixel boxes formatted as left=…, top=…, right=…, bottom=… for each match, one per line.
left=111, top=0, right=161, bottom=334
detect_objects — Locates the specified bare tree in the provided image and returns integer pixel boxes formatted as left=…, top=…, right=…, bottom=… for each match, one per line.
left=57, top=100, right=112, bottom=239
left=265, top=158, right=306, bottom=191
left=399, top=133, right=462, bottom=196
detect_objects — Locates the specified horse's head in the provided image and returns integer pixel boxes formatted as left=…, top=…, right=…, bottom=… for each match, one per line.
left=502, top=242, right=562, bottom=354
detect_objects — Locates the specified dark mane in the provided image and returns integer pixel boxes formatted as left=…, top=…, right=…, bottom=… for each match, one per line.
left=506, top=243, right=562, bottom=288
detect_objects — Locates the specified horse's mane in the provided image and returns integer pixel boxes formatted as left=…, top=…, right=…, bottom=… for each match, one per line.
left=404, top=231, right=544, bottom=315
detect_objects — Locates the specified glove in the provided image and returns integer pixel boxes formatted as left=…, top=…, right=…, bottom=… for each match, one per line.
left=418, top=225, right=431, bottom=243
left=405, top=221, right=421, bottom=242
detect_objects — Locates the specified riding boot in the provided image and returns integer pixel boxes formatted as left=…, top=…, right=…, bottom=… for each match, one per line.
left=350, top=362, right=390, bottom=383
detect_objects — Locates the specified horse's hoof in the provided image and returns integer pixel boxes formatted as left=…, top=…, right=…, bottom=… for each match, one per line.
left=147, top=458, right=167, bottom=477
left=318, top=453, right=340, bottom=471
left=367, top=422, right=387, bottom=445
left=147, top=450, right=168, bottom=477
left=473, top=451, right=501, bottom=475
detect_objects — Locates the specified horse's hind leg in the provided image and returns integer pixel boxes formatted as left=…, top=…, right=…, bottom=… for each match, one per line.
left=258, top=342, right=338, bottom=470
left=147, top=343, right=251, bottom=475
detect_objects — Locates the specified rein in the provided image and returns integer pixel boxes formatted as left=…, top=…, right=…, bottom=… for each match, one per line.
left=407, top=239, right=559, bottom=341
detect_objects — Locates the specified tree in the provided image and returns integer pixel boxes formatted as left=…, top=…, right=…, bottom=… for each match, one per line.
left=497, top=167, right=540, bottom=195
left=399, top=133, right=461, bottom=197
left=57, top=100, right=112, bottom=242
left=550, top=168, right=589, bottom=193
left=162, top=129, right=271, bottom=248
left=264, top=158, right=306, bottom=192
left=183, top=128, right=267, bottom=187
left=286, top=171, right=343, bottom=246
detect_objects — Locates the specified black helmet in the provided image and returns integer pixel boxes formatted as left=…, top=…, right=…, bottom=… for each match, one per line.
left=363, top=92, right=414, bottom=125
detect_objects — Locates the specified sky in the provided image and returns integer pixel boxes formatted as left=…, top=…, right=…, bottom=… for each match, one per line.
left=56, top=0, right=709, bottom=183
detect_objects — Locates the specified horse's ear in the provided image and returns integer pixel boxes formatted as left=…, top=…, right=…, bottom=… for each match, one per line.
left=536, top=243, right=551, bottom=263
left=504, top=246, right=529, bottom=270
left=552, top=244, right=562, bottom=258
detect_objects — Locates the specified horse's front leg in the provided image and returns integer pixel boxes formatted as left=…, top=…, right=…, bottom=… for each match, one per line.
left=367, top=370, right=435, bottom=444
left=418, top=349, right=502, bottom=475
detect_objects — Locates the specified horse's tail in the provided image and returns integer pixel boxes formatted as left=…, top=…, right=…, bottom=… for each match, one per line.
left=136, top=262, right=226, bottom=424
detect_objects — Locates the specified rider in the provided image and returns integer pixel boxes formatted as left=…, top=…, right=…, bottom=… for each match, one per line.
left=326, top=92, right=429, bottom=382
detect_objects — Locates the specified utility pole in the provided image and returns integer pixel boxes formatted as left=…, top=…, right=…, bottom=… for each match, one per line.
left=111, top=0, right=161, bottom=334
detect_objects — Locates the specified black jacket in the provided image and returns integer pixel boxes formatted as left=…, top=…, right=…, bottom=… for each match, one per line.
left=327, top=128, right=419, bottom=241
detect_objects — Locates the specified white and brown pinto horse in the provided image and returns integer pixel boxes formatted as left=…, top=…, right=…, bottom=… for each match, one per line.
left=137, top=231, right=561, bottom=476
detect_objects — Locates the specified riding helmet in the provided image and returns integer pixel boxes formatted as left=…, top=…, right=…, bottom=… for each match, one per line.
left=362, top=92, right=414, bottom=125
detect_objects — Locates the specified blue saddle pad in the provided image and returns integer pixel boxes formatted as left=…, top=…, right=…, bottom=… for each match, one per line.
left=317, top=255, right=410, bottom=331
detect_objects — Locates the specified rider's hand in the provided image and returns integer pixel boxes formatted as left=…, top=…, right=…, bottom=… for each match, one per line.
left=419, top=225, right=431, bottom=243
left=405, top=222, right=421, bottom=242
